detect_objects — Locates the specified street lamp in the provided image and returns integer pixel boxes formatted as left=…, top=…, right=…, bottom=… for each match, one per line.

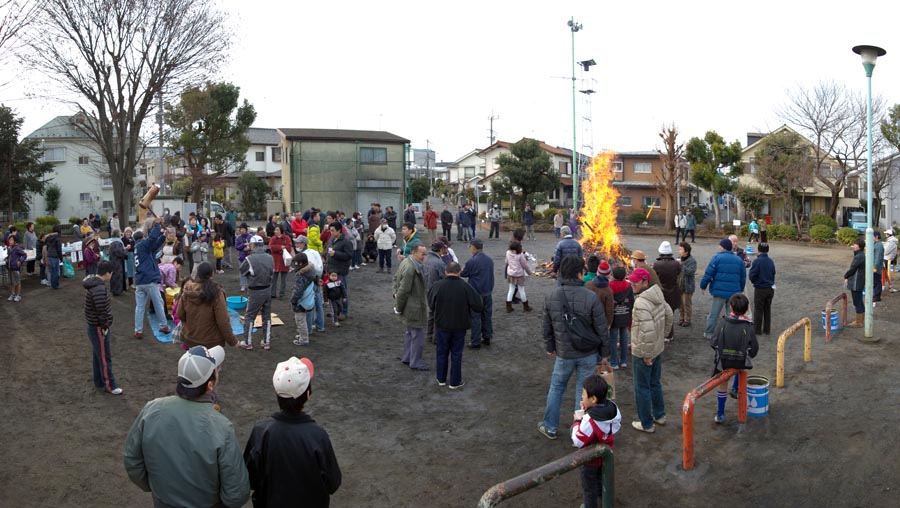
left=568, top=17, right=582, bottom=210
left=852, top=44, right=886, bottom=340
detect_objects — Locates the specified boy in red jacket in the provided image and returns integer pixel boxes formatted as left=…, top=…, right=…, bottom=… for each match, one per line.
left=572, top=374, right=621, bottom=508
left=608, top=266, right=635, bottom=369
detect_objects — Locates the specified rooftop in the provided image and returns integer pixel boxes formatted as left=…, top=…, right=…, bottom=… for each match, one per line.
left=246, top=128, right=281, bottom=146
left=25, top=115, right=90, bottom=140
left=277, top=128, right=409, bottom=144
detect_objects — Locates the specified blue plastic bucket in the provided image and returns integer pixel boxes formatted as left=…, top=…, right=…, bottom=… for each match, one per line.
left=747, top=375, right=769, bottom=418
left=745, top=244, right=755, bottom=255
left=821, top=310, right=839, bottom=332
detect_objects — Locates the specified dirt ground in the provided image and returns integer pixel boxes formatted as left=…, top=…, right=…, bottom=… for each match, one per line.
left=1, top=230, right=898, bottom=508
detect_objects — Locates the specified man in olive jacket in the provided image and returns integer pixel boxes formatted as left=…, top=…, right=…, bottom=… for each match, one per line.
left=393, top=244, right=429, bottom=371
left=538, top=255, right=610, bottom=440
left=628, top=267, right=673, bottom=433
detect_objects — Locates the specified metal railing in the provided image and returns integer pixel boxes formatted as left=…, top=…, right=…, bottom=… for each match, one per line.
left=682, top=369, right=747, bottom=470
left=477, top=443, right=614, bottom=508
left=776, top=317, right=812, bottom=388
left=823, top=293, right=848, bottom=343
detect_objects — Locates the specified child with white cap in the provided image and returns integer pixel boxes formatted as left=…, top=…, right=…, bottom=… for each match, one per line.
left=244, top=357, right=342, bottom=507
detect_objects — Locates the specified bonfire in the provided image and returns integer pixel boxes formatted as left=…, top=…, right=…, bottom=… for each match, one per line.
left=579, top=151, right=629, bottom=264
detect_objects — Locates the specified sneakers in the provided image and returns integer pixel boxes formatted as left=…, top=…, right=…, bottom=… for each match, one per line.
left=654, top=416, right=667, bottom=426
left=612, top=364, right=620, bottom=370
left=293, top=338, right=309, bottom=346
left=333, top=321, right=341, bottom=327
left=537, top=423, right=558, bottom=440
left=7, top=295, right=14, bottom=301
left=13, top=295, right=22, bottom=302
left=728, top=389, right=738, bottom=399
left=239, top=341, right=253, bottom=350
left=110, top=388, right=123, bottom=395
left=449, top=381, right=466, bottom=390
left=361, top=262, right=367, bottom=266
left=436, top=379, right=447, bottom=387
left=133, top=332, right=143, bottom=339
left=620, top=362, right=627, bottom=369
left=714, top=414, right=726, bottom=424
left=631, top=421, right=655, bottom=433
left=263, top=343, right=271, bottom=351
left=41, top=279, right=50, bottom=286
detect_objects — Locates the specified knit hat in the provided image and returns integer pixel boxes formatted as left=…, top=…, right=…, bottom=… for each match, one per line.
left=178, top=346, right=225, bottom=388
left=719, top=238, right=733, bottom=251
left=658, top=241, right=673, bottom=255
left=273, top=357, right=315, bottom=399
left=560, top=226, right=572, bottom=237
left=597, top=261, right=611, bottom=277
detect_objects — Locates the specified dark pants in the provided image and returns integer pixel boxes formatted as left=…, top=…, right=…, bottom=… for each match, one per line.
left=469, top=293, right=493, bottom=346
left=749, top=232, right=759, bottom=243
left=48, top=256, right=60, bottom=288
left=760, top=231, right=768, bottom=243
left=436, top=328, right=466, bottom=386
left=675, top=228, right=683, bottom=243
left=442, top=224, right=452, bottom=238
left=685, top=228, right=695, bottom=242
left=851, top=290, right=864, bottom=314
left=243, top=288, right=272, bottom=345
left=378, top=249, right=392, bottom=271
left=26, top=259, right=35, bottom=275
left=753, top=287, right=774, bottom=334
left=272, top=271, right=288, bottom=298
left=874, top=270, right=883, bottom=301
left=426, top=306, right=435, bottom=343
left=489, top=221, right=500, bottom=238
left=86, top=325, right=118, bottom=392
left=581, top=465, right=603, bottom=508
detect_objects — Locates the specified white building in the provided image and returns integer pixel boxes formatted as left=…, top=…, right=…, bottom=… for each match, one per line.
left=244, top=128, right=283, bottom=174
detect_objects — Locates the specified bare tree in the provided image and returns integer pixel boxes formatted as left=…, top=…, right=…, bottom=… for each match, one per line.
left=0, top=0, right=37, bottom=58
left=780, top=81, right=853, bottom=219
left=23, top=0, right=231, bottom=222
left=832, top=91, right=886, bottom=219
left=753, top=129, right=816, bottom=226
left=656, top=123, right=683, bottom=230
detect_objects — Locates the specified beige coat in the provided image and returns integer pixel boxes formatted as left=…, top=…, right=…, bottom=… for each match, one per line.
left=630, top=284, right=672, bottom=360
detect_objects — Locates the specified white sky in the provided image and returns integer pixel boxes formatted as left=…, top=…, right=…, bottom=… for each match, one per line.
left=3, top=0, right=899, bottom=162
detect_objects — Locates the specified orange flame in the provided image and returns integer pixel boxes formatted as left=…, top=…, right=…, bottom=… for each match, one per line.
left=579, top=151, right=626, bottom=259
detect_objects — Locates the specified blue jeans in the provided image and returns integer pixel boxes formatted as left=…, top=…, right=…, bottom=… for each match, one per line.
left=541, top=353, right=598, bottom=433
left=352, top=249, right=362, bottom=267
left=436, top=328, right=466, bottom=386
left=47, top=257, right=60, bottom=288
left=470, top=224, right=477, bottom=238
left=851, top=290, right=864, bottom=313
left=307, top=285, right=325, bottom=333
left=86, top=325, right=118, bottom=392
left=705, top=295, right=728, bottom=338
left=609, top=327, right=630, bottom=366
left=339, top=273, right=349, bottom=315
left=134, top=283, right=167, bottom=333
left=632, top=354, right=665, bottom=429
left=469, top=293, right=493, bottom=346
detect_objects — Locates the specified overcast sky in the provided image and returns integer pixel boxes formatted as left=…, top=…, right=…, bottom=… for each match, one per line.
left=3, top=0, right=899, bottom=163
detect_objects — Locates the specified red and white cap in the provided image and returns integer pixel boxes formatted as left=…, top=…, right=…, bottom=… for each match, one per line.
left=272, top=357, right=315, bottom=399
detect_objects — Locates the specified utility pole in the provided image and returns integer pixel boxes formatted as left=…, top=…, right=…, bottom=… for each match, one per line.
left=488, top=111, right=499, bottom=145
left=568, top=17, right=582, bottom=210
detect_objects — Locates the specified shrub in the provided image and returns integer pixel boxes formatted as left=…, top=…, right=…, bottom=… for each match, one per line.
left=739, top=224, right=750, bottom=238
left=508, top=210, right=521, bottom=223
left=35, top=216, right=60, bottom=226
left=544, top=208, right=558, bottom=221
left=810, top=213, right=838, bottom=231
left=690, top=206, right=705, bottom=224
left=810, top=224, right=835, bottom=242
left=629, top=212, right=645, bottom=228
left=69, top=216, right=82, bottom=225
left=769, top=223, right=799, bottom=240
left=837, top=227, right=860, bottom=246
left=723, top=224, right=735, bottom=235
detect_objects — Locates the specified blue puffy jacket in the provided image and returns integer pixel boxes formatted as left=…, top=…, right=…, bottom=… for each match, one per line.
left=699, top=250, right=746, bottom=298
left=552, top=238, right=583, bottom=273
left=134, top=224, right=165, bottom=286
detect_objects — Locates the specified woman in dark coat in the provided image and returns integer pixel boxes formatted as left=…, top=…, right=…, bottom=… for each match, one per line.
left=652, top=240, right=682, bottom=340
left=844, top=238, right=866, bottom=328
left=108, top=229, right=128, bottom=295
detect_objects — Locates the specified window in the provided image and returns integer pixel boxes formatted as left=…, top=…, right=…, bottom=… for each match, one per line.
left=818, top=163, right=832, bottom=178
left=464, top=166, right=476, bottom=178
left=642, top=196, right=661, bottom=208
left=478, top=165, right=486, bottom=176
left=255, top=151, right=265, bottom=162
left=43, top=146, right=66, bottom=162
left=617, top=196, right=632, bottom=207
left=79, top=193, right=91, bottom=202
left=101, top=200, right=114, bottom=210
left=612, top=161, right=623, bottom=172
left=360, top=147, right=387, bottom=164
left=845, top=177, right=859, bottom=198
left=139, top=163, right=147, bottom=175
left=634, top=162, right=652, bottom=174
left=549, top=188, right=559, bottom=200
left=559, top=161, right=570, bottom=175
left=78, top=155, right=90, bottom=165
left=271, top=147, right=282, bottom=163
left=101, top=176, right=113, bottom=188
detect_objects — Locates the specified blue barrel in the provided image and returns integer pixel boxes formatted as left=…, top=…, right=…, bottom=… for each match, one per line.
left=747, top=375, right=769, bottom=418
left=745, top=244, right=755, bottom=255
left=821, top=310, right=839, bottom=332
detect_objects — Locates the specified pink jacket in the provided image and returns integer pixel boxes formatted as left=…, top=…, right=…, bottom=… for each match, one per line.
left=505, top=251, right=532, bottom=278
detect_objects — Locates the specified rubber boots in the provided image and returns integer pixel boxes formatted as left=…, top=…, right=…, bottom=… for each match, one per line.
left=523, top=301, right=532, bottom=312
left=847, top=313, right=864, bottom=328
left=506, top=301, right=514, bottom=313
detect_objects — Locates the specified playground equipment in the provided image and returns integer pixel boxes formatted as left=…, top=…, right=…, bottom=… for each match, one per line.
left=682, top=369, right=747, bottom=470
left=823, top=293, right=848, bottom=343
left=776, top=317, right=812, bottom=388
left=477, top=444, right=614, bottom=508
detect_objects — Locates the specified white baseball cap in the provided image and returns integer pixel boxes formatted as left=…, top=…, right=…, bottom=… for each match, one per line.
left=177, top=346, right=225, bottom=388
left=272, top=357, right=315, bottom=398
left=250, top=235, right=265, bottom=244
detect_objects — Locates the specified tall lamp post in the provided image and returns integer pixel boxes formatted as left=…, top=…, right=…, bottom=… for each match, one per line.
left=568, top=17, right=582, bottom=210
left=852, top=44, right=886, bottom=340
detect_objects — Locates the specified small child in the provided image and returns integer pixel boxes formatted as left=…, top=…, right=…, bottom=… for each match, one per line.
left=323, top=271, right=346, bottom=327
left=6, top=236, right=26, bottom=302
left=572, top=374, right=621, bottom=508
left=83, top=260, right=123, bottom=394
left=607, top=266, right=635, bottom=369
left=83, top=236, right=101, bottom=276
left=710, top=293, right=759, bottom=423
left=289, top=253, right=318, bottom=346
left=212, top=233, right=225, bottom=274
left=583, top=255, right=600, bottom=285
left=363, top=234, right=378, bottom=263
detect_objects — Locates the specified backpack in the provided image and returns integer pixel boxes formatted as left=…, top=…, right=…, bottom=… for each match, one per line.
left=298, top=281, right=315, bottom=311
left=556, top=287, right=604, bottom=353
left=712, top=320, right=751, bottom=366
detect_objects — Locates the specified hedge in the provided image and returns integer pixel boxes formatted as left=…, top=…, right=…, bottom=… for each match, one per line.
left=837, top=227, right=860, bottom=246
left=810, top=224, right=835, bottom=242
left=769, top=223, right=798, bottom=240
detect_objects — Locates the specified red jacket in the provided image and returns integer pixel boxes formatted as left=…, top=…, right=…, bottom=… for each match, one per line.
left=269, top=234, right=293, bottom=273
left=423, top=209, right=438, bottom=229
left=291, top=218, right=308, bottom=237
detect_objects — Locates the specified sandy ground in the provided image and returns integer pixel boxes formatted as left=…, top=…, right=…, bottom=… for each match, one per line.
left=1, top=231, right=898, bottom=508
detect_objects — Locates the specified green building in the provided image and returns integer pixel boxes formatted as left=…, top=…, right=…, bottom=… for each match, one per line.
left=278, top=128, right=411, bottom=214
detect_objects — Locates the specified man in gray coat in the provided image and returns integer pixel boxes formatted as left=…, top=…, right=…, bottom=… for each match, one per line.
left=393, top=244, right=429, bottom=371
left=423, top=240, right=447, bottom=344
left=240, top=235, right=274, bottom=350
left=538, top=255, right=610, bottom=440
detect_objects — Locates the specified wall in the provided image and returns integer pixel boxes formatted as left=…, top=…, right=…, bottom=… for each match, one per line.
left=28, top=141, right=116, bottom=221
left=244, top=143, right=282, bottom=173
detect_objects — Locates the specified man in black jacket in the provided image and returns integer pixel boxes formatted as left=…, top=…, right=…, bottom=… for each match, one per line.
left=244, top=357, right=341, bottom=508
left=403, top=203, right=417, bottom=226
left=84, top=261, right=122, bottom=395
left=327, top=222, right=354, bottom=318
left=45, top=226, right=64, bottom=289
left=538, top=255, right=610, bottom=440
left=428, top=262, right=484, bottom=389
left=440, top=205, right=454, bottom=239
left=214, top=215, right=236, bottom=269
